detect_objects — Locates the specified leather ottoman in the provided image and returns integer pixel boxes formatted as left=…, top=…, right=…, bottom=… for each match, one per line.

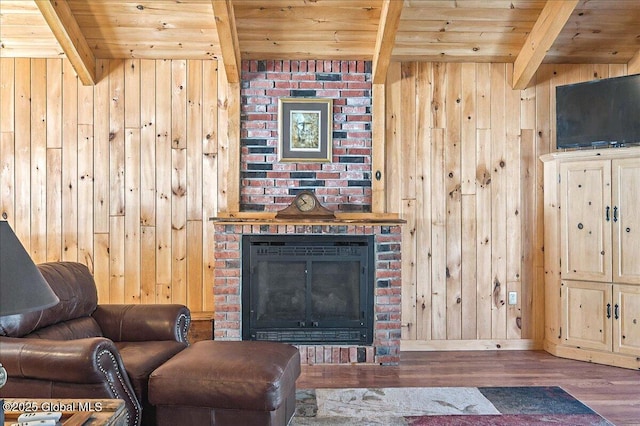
left=148, top=340, right=301, bottom=426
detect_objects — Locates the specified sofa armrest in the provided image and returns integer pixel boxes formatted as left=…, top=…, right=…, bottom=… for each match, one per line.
left=0, top=336, right=141, bottom=426
left=93, top=304, right=190, bottom=344
left=0, top=336, right=126, bottom=384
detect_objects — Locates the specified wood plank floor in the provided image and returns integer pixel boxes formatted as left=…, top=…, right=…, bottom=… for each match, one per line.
left=296, top=350, right=640, bottom=425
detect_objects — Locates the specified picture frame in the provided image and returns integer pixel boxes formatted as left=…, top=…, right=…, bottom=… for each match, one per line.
left=278, top=97, right=333, bottom=162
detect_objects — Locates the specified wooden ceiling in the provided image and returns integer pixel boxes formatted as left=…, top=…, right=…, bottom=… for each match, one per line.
left=1, top=0, right=639, bottom=88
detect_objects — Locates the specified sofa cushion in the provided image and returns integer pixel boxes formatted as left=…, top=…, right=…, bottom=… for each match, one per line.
left=0, top=262, right=98, bottom=337
left=25, top=316, right=103, bottom=340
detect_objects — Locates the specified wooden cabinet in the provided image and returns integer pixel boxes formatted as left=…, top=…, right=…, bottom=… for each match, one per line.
left=561, top=280, right=640, bottom=358
left=542, top=147, right=640, bottom=370
left=612, top=159, right=640, bottom=284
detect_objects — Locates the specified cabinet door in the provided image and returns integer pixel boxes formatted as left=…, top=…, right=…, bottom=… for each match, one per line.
left=560, top=161, right=612, bottom=282
left=562, top=280, right=612, bottom=351
left=613, top=284, right=640, bottom=356
left=612, top=159, right=640, bottom=284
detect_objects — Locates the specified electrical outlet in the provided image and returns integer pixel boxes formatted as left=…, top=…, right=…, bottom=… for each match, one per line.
left=508, top=291, right=517, bottom=305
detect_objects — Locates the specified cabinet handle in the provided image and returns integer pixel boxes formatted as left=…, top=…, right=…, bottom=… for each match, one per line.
left=613, top=206, right=618, bottom=223
left=605, top=206, right=610, bottom=222
left=606, top=303, right=611, bottom=319
left=614, top=304, right=620, bottom=320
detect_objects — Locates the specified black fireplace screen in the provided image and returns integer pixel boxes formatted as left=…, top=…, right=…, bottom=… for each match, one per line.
left=242, top=234, right=374, bottom=345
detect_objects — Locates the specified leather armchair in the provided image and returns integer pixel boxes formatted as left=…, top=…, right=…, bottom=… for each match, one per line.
left=0, top=262, right=190, bottom=426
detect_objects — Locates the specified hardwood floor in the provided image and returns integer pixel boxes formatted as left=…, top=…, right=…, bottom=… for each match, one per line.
left=296, top=350, right=640, bottom=425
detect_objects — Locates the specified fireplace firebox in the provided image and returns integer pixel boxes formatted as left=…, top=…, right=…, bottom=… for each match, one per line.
left=242, top=234, right=374, bottom=345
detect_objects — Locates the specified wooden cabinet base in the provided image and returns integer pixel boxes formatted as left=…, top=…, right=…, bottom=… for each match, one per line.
left=545, top=341, right=640, bottom=371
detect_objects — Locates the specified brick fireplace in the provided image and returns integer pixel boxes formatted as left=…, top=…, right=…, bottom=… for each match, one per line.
left=213, top=223, right=402, bottom=365
left=211, top=60, right=402, bottom=365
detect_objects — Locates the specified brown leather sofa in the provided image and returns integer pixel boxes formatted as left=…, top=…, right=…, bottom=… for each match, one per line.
left=0, top=262, right=190, bottom=426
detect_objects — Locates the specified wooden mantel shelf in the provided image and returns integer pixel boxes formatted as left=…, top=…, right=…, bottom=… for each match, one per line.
left=209, top=211, right=405, bottom=225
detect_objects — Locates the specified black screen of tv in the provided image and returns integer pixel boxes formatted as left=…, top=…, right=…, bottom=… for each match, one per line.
left=556, top=73, right=640, bottom=149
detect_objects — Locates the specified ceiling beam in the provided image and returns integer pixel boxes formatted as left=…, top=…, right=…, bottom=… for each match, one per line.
left=628, top=49, right=640, bottom=75
left=212, top=0, right=241, bottom=84
left=512, top=0, right=578, bottom=90
left=372, top=0, right=404, bottom=84
left=35, top=0, right=96, bottom=86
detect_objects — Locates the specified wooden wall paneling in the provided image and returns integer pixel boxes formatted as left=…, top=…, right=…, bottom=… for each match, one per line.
left=460, top=63, right=478, bottom=339
left=400, top=62, right=416, bottom=200
left=608, top=63, right=626, bottom=78
left=475, top=64, right=493, bottom=340
left=187, top=220, right=203, bottom=311
left=415, top=62, right=433, bottom=341
left=201, top=60, right=219, bottom=313
left=123, top=59, right=141, bottom=302
left=155, top=60, right=172, bottom=298
left=46, top=60, right=62, bottom=149
left=0, top=132, right=14, bottom=222
left=505, top=64, right=522, bottom=340
left=216, top=65, right=230, bottom=213
left=14, top=58, right=31, bottom=247
left=520, top=128, right=536, bottom=339
left=109, top=215, right=125, bottom=303
left=94, top=231, right=109, bottom=302
left=490, top=63, right=507, bottom=340
left=0, top=60, right=15, bottom=225
left=140, top=60, right=157, bottom=228
left=109, top=60, right=125, bottom=218
left=460, top=63, right=477, bottom=195
left=187, top=60, right=204, bottom=311
left=140, top=59, right=156, bottom=303
left=445, top=62, right=462, bottom=340
left=371, top=84, right=385, bottom=213
left=1, top=59, right=15, bottom=132
left=385, top=62, right=402, bottom=213
left=45, top=146, right=61, bottom=262
left=30, top=59, right=47, bottom=264
left=476, top=128, right=492, bottom=339
left=77, top=123, right=93, bottom=269
left=93, top=60, right=110, bottom=235
left=430, top=127, right=446, bottom=340
left=226, top=82, right=240, bottom=212
left=62, top=60, right=78, bottom=261
left=140, top=226, right=156, bottom=304
left=124, top=127, right=141, bottom=303
left=171, top=60, right=188, bottom=305
left=400, top=62, right=417, bottom=340
left=401, top=198, right=417, bottom=340
left=77, top=77, right=94, bottom=269
left=461, top=194, right=477, bottom=339
left=187, top=61, right=203, bottom=222
left=124, top=59, right=141, bottom=129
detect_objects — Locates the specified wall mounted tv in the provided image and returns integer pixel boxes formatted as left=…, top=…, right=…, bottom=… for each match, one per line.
left=556, top=73, right=640, bottom=149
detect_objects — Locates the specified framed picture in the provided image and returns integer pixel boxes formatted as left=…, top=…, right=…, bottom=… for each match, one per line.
left=278, top=98, right=333, bottom=162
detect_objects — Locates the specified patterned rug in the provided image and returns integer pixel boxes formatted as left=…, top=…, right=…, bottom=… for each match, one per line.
left=291, top=386, right=613, bottom=425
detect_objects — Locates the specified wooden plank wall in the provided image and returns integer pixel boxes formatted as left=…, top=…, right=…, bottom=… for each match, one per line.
left=0, top=58, right=630, bottom=347
left=391, top=62, right=629, bottom=350
left=0, top=58, right=228, bottom=313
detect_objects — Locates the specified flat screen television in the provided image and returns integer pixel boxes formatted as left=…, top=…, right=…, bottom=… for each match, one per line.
left=556, top=73, right=640, bottom=149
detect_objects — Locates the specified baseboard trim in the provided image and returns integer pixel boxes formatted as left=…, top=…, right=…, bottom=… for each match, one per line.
left=401, top=339, right=542, bottom=352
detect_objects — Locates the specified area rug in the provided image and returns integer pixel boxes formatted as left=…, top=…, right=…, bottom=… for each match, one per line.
left=291, top=386, right=613, bottom=425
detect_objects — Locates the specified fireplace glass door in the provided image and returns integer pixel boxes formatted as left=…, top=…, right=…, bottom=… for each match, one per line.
left=242, top=234, right=374, bottom=344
